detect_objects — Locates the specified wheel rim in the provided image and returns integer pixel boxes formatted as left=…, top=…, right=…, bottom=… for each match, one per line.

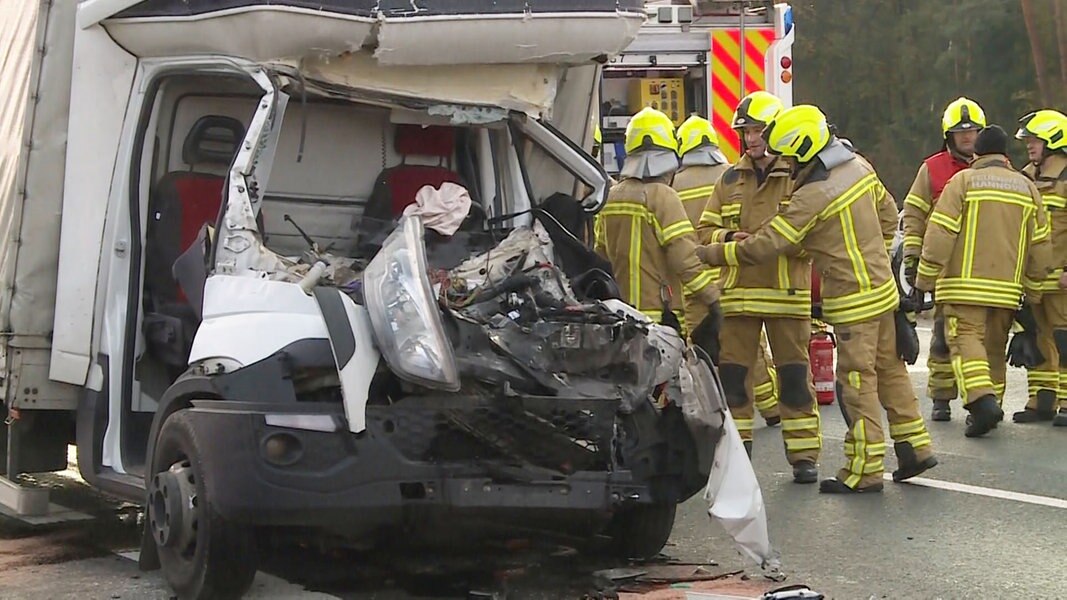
left=149, top=459, right=199, bottom=561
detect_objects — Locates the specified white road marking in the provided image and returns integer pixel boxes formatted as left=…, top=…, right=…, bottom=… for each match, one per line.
left=884, top=474, right=1067, bottom=509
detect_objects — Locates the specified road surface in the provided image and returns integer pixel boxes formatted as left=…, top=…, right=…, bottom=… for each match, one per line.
left=2, top=325, right=1064, bottom=599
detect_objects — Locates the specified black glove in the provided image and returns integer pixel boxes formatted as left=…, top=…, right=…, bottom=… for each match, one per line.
left=1007, top=330, right=1044, bottom=368
left=1015, top=303, right=1038, bottom=333
left=894, top=309, right=920, bottom=365
left=660, top=307, right=683, bottom=334
left=691, top=301, right=723, bottom=365
left=903, top=255, right=918, bottom=288
left=1007, top=304, right=1045, bottom=368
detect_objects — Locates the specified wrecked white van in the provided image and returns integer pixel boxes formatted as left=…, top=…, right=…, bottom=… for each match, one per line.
left=1, top=2, right=731, bottom=598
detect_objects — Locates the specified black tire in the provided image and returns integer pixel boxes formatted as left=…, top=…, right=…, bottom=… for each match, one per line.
left=150, top=410, right=257, bottom=600
left=602, top=502, right=677, bottom=559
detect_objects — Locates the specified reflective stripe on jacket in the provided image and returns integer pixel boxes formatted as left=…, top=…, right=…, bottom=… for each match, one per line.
left=673, top=163, right=729, bottom=232
left=595, top=178, right=720, bottom=331
left=916, top=154, right=1053, bottom=307
left=704, top=147, right=899, bottom=326
left=1023, top=154, right=1067, bottom=293
left=901, top=150, right=969, bottom=258
left=696, top=156, right=810, bottom=318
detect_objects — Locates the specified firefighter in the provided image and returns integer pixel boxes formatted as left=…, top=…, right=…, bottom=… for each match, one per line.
left=694, top=93, right=816, bottom=479
left=594, top=107, right=722, bottom=345
left=915, top=125, right=1053, bottom=437
left=697, top=105, right=937, bottom=493
left=902, top=97, right=986, bottom=422
left=1012, top=110, right=1067, bottom=426
left=674, top=115, right=782, bottom=435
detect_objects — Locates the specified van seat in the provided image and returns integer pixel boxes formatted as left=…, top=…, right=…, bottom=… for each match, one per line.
left=142, top=115, right=244, bottom=372
left=363, top=124, right=463, bottom=221
left=145, top=116, right=245, bottom=304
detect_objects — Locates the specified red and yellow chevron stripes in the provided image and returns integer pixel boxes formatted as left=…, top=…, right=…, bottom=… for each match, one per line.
left=710, top=28, right=776, bottom=163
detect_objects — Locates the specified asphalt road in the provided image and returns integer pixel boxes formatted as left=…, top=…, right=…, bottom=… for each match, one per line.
left=2, top=325, right=1065, bottom=599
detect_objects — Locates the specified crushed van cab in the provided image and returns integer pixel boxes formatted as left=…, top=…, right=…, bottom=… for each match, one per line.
left=1, top=2, right=732, bottom=598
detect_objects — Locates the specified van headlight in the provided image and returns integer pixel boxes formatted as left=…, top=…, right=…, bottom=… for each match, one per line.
left=364, top=216, right=459, bottom=391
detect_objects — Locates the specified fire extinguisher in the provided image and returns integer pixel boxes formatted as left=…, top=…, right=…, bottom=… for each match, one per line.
left=809, top=326, right=835, bottom=405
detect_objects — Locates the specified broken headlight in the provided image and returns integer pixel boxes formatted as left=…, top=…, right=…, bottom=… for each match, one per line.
left=364, top=216, right=460, bottom=391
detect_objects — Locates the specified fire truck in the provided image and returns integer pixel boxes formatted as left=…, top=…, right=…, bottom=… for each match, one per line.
left=599, top=0, right=795, bottom=172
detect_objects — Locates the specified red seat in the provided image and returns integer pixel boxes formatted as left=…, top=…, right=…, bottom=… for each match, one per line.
left=364, top=124, right=462, bottom=221
left=145, top=115, right=245, bottom=304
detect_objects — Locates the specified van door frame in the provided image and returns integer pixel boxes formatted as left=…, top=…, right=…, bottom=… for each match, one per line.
left=79, top=58, right=266, bottom=499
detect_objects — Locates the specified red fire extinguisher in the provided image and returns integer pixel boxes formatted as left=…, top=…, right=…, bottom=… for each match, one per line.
left=810, top=326, right=836, bottom=405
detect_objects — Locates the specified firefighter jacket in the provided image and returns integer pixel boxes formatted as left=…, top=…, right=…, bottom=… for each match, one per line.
left=698, top=143, right=899, bottom=326
left=901, top=149, right=970, bottom=258
left=1023, top=153, right=1067, bottom=295
left=697, top=156, right=811, bottom=319
left=673, top=164, right=730, bottom=232
left=916, top=154, right=1053, bottom=308
left=595, top=177, right=721, bottom=331
left=673, top=163, right=729, bottom=287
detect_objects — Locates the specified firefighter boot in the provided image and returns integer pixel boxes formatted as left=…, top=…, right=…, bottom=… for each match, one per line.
left=964, top=395, right=1004, bottom=438
left=818, top=477, right=884, bottom=494
left=792, top=461, right=817, bottom=484
left=931, top=400, right=951, bottom=422
left=1013, top=390, right=1057, bottom=423
left=1054, top=409, right=1067, bottom=427
left=891, top=442, right=938, bottom=482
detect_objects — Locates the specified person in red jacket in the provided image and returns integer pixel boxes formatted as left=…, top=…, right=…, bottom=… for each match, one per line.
left=900, top=97, right=985, bottom=422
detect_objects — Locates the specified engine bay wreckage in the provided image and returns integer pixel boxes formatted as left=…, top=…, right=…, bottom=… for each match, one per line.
left=211, top=205, right=728, bottom=509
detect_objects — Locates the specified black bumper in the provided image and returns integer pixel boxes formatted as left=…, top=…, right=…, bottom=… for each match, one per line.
left=184, top=402, right=651, bottom=532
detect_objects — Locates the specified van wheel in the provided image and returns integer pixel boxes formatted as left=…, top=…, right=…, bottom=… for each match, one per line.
left=602, top=503, right=677, bottom=559
left=148, top=410, right=257, bottom=599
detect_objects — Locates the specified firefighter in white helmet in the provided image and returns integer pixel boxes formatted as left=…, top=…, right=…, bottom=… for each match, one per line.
left=695, top=93, right=818, bottom=482
left=674, top=115, right=783, bottom=440
left=594, top=107, right=722, bottom=343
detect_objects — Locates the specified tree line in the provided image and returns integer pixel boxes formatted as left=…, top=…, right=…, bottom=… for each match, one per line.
left=790, top=0, right=1067, bottom=200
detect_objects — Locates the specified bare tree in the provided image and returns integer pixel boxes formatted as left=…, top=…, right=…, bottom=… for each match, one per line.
left=1055, top=0, right=1067, bottom=98
left=1020, top=0, right=1050, bottom=104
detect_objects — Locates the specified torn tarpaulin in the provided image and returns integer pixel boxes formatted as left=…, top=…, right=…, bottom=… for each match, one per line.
left=703, top=409, right=780, bottom=572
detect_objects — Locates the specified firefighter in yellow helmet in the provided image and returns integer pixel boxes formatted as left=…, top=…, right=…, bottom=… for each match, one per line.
left=901, top=97, right=986, bottom=422
left=915, top=124, right=1053, bottom=437
left=594, top=107, right=721, bottom=342
left=673, top=115, right=783, bottom=441
left=695, top=92, right=817, bottom=481
left=698, top=105, right=938, bottom=493
left=1012, top=110, right=1067, bottom=427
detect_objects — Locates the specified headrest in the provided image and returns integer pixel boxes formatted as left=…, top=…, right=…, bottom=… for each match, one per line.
left=394, top=124, right=455, bottom=158
left=183, top=116, right=246, bottom=166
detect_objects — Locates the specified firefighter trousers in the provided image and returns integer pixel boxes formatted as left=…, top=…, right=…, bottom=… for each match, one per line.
left=750, top=332, right=781, bottom=423
left=720, top=316, right=820, bottom=464
left=927, top=305, right=959, bottom=402
left=834, top=311, right=934, bottom=489
left=1027, top=294, right=1067, bottom=412
left=942, top=304, right=1014, bottom=405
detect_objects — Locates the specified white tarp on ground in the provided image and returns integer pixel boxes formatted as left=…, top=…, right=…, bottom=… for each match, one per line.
left=704, top=411, right=780, bottom=571
left=0, top=1, right=76, bottom=348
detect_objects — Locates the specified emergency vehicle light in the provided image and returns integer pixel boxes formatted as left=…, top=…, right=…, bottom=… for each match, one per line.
left=780, top=56, right=792, bottom=69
